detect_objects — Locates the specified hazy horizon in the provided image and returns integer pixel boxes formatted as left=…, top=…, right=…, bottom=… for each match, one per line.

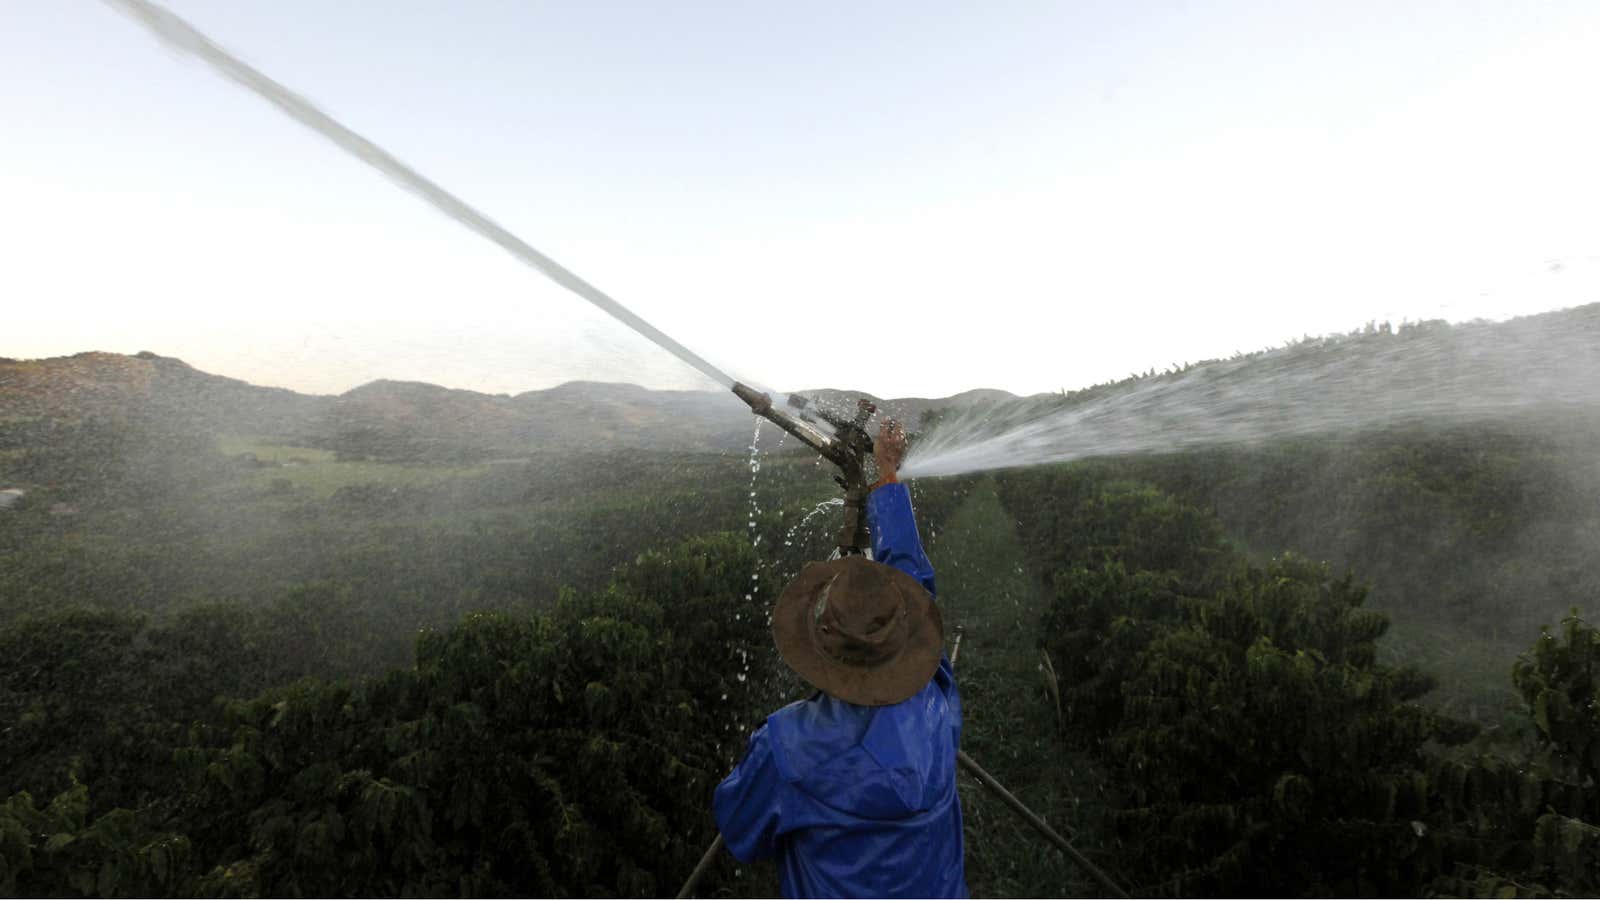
left=7, top=343, right=1030, bottom=400
left=12, top=297, right=1597, bottom=404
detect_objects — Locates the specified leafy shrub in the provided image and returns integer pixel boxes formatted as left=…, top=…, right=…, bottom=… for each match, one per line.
left=0, top=781, right=190, bottom=897
left=1003, top=467, right=1466, bottom=895
left=1516, top=611, right=1600, bottom=797
left=1, top=532, right=774, bottom=897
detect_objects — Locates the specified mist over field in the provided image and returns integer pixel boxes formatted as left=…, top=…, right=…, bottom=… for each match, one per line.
left=4, top=305, right=1600, bottom=896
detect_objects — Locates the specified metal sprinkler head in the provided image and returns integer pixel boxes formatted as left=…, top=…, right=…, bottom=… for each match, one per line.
left=732, top=383, right=878, bottom=555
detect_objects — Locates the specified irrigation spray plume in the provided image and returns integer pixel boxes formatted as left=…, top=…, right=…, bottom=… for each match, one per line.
left=902, top=313, right=1600, bottom=479
left=102, top=0, right=735, bottom=392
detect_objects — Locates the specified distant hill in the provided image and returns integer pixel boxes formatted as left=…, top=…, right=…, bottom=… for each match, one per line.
left=0, top=352, right=1014, bottom=461
left=10, top=303, right=1600, bottom=463
left=322, top=378, right=756, bottom=458
left=0, top=351, right=326, bottom=436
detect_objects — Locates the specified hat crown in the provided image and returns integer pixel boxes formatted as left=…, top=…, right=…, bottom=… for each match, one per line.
left=772, top=554, right=943, bottom=707
left=811, top=559, right=910, bottom=668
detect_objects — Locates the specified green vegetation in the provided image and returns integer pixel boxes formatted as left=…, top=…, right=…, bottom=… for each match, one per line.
left=4, top=344, right=1600, bottom=895
left=995, top=470, right=1450, bottom=893
left=977, top=463, right=1600, bottom=896
left=923, top=480, right=1110, bottom=897
left=0, top=535, right=782, bottom=896
left=1087, top=420, right=1600, bottom=638
left=1066, top=415, right=1600, bottom=734
left=215, top=435, right=337, bottom=464
left=1377, top=610, right=1525, bottom=728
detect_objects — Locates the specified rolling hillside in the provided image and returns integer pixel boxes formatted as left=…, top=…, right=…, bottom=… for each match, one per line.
left=0, top=353, right=1026, bottom=464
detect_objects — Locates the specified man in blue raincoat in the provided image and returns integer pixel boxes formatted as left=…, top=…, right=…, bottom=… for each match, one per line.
left=714, top=420, right=966, bottom=898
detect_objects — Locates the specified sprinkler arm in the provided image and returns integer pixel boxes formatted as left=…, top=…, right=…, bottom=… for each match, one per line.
left=732, top=382, right=876, bottom=554
left=732, top=383, right=841, bottom=464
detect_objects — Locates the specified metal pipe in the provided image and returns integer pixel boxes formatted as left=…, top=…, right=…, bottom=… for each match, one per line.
left=956, top=751, right=1128, bottom=899
left=674, top=833, right=724, bottom=900
left=731, top=382, right=840, bottom=462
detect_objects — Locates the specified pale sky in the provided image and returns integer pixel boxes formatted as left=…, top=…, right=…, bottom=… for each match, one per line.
left=5, top=1, right=1599, bottom=398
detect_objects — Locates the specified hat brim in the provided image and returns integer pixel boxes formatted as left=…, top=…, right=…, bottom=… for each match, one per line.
left=772, top=557, right=944, bottom=707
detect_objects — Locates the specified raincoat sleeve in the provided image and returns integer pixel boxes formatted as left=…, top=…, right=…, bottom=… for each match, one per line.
left=868, top=482, right=937, bottom=599
left=712, top=723, right=787, bottom=862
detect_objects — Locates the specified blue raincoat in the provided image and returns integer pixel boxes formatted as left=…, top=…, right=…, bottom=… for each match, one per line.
left=713, top=482, right=967, bottom=898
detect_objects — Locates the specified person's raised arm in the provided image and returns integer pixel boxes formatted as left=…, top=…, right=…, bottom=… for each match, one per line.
left=866, top=420, right=937, bottom=598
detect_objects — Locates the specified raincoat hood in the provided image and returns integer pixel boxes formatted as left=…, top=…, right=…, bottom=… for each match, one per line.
left=769, top=669, right=959, bottom=821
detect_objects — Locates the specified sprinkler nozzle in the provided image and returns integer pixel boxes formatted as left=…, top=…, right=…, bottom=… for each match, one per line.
left=732, top=382, right=772, bottom=416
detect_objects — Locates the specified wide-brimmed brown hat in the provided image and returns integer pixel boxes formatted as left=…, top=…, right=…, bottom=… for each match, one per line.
left=772, top=555, right=944, bottom=707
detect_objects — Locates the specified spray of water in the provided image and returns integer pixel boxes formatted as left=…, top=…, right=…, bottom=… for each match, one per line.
left=102, top=0, right=736, bottom=391
left=783, top=498, right=845, bottom=551
left=903, top=310, right=1600, bottom=478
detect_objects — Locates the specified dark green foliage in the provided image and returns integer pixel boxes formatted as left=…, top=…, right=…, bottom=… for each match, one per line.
left=0, top=590, right=434, bottom=823
left=997, top=462, right=1600, bottom=897
left=0, top=781, right=191, bottom=897
left=1108, top=566, right=1440, bottom=895
left=1425, top=615, right=1600, bottom=897
left=1001, top=467, right=1460, bottom=895
left=0, top=415, right=228, bottom=505
left=1516, top=612, right=1600, bottom=797
left=0, top=608, right=170, bottom=813
left=1480, top=612, right=1600, bottom=896
left=1, top=533, right=774, bottom=897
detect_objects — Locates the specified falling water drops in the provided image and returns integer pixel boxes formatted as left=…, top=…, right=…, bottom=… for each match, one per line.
left=746, top=417, right=764, bottom=598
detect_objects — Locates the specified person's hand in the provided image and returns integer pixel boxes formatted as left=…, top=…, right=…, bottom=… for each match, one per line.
left=873, top=419, right=907, bottom=486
